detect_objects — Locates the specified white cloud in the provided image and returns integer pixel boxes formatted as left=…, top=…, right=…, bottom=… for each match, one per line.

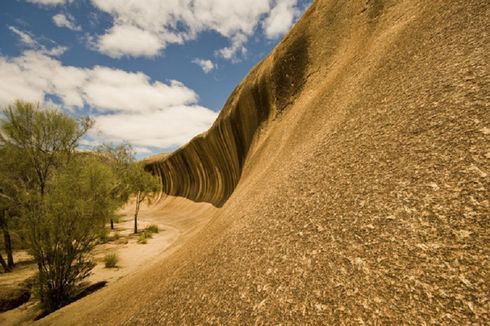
left=8, top=26, right=37, bottom=47
left=192, top=58, right=215, bottom=73
left=92, top=106, right=217, bottom=149
left=215, top=34, right=248, bottom=61
left=8, top=25, right=68, bottom=57
left=93, top=25, right=168, bottom=58
left=83, top=69, right=197, bottom=113
left=88, top=0, right=302, bottom=61
left=52, top=13, right=81, bottom=31
left=263, top=0, right=300, bottom=39
left=27, top=0, right=69, bottom=6
left=133, top=146, right=153, bottom=154
left=43, top=45, right=68, bottom=56
left=0, top=51, right=218, bottom=151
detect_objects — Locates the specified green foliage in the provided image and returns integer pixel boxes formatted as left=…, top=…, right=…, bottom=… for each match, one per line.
left=103, top=253, right=119, bottom=268
left=128, top=162, right=161, bottom=197
left=129, top=162, right=160, bottom=233
left=0, top=101, right=118, bottom=312
left=109, top=233, right=120, bottom=241
left=137, top=231, right=153, bottom=244
left=0, top=100, right=93, bottom=195
left=145, top=224, right=159, bottom=234
left=96, top=143, right=135, bottom=206
left=22, top=158, right=116, bottom=312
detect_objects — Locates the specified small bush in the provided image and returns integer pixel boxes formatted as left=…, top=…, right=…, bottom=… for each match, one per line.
left=115, top=238, right=128, bottom=245
left=137, top=231, right=153, bottom=244
left=145, top=224, right=159, bottom=234
left=144, top=230, right=153, bottom=239
left=104, top=253, right=119, bottom=268
left=98, top=232, right=108, bottom=244
left=108, top=233, right=120, bottom=241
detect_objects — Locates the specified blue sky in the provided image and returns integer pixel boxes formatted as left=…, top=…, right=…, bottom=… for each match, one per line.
left=0, top=0, right=311, bottom=158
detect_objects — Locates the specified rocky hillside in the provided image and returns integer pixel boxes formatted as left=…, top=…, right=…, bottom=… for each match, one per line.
left=44, top=0, right=489, bottom=324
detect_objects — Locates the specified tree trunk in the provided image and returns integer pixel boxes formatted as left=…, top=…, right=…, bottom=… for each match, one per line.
left=110, top=218, right=114, bottom=230
left=4, top=229, right=13, bottom=268
left=134, top=192, right=141, bottom=234
left=0, top=210, right=14, bottom=268
left=0, top=251, right=10, bottom=272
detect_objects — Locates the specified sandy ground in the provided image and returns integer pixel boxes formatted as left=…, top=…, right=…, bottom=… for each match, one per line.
left=0, top=195, right=213, bottom=325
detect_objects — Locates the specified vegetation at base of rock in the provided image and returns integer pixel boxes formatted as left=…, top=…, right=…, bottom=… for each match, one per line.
left=145, top=224, right=159, bottom=234
left=129, top=164, right=160, bottom=234
left=104, top=253, right=119, bottom=268
left=137, top=230, right=153, bottom=244
left=109, top=233, right=121, bottom=241
left=0, top=100, right=161, bottom=313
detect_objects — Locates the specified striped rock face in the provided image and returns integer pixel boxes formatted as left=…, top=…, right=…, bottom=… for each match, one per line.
left=45, top=0, right=489, bottom=324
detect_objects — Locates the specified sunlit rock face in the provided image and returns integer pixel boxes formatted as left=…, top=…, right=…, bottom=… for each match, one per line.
left=44, top=0, right=489, bottom=324
left=145, top=34, right=309, bottom=207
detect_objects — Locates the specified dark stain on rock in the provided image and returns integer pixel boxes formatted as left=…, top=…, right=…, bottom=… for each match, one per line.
left=273, top=33, right=309, bottom=111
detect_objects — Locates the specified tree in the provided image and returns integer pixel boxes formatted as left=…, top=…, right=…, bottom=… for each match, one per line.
left=96, top=143, right=135, bottom=230
left=0, top=101, right=93, bottom=271
left=0, top=210, right=14, bottom=271
left=0, top=249, right=8, bottom=272
left=129, top=163, right=160, bottom=234
left=1, top=101, right=93, bottom=196
left=21, top=158, right=116, bottom=311
left=0, top=144, right=33, bottom=271
left=0, top=194, right=14, bottom=272
left=0, top=101, right=115, bottom=312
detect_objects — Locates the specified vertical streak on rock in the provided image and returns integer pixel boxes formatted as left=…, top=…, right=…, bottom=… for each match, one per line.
left=145, top=27, right=309, bottom=207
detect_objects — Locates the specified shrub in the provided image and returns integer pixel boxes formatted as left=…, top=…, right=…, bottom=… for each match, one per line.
left=98, top=232, right=109, bottom=244
left=145, top=224, right=159, bottom=234
left=104, top=253, right=119, bottom=268
left=22, top=159, right=115, bottom=312
left=108, top=233, right=120, bottom=241
left=115, top=238, right=128, bottom=245
left=137, top=231, right=152, bottom=244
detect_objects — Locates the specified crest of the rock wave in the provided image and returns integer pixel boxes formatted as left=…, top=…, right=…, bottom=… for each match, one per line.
left=42, top=0, right=489, bottom=324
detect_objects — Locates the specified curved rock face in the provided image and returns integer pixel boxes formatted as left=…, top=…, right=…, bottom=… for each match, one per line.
left=46, top=0, right=489, bottom=324
left=145, top=27, right=309, bottom=207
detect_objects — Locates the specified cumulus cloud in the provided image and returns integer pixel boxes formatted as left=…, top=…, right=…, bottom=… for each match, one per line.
left=263, top=0, right=300, bottom=39
left=88, top=0, right=302, bottom=61
left=192, top=58, right=215, bottom=73
left=93, top=106, right=217, bottom=149
left=83, top=69, right=197, bottom=113
left=52, top=13, right=81, bottom=31
left=0, top=51, right=218, bottom=151
left=93, top=25, right=169, bottom=59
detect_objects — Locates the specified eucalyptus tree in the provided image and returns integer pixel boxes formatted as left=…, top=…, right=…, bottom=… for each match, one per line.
left=129, top=162, right=160, bottom=234
left=0, top=101, right=119, bottom=312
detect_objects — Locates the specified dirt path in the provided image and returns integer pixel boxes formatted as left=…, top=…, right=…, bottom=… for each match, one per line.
left=89, top=209, right=180, bottom=285
left=0, top=195, right=214, bottom=325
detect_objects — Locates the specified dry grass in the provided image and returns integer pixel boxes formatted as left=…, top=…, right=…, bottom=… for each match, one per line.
left=103, top=254, right=119, bottom=268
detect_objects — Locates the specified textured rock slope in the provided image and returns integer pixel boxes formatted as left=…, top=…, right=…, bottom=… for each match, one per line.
left=44, top=0, right=489, bottom=324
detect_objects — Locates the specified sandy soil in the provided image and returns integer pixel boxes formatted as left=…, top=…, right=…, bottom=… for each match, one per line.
left=0, top=195, right=213, bottom=325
